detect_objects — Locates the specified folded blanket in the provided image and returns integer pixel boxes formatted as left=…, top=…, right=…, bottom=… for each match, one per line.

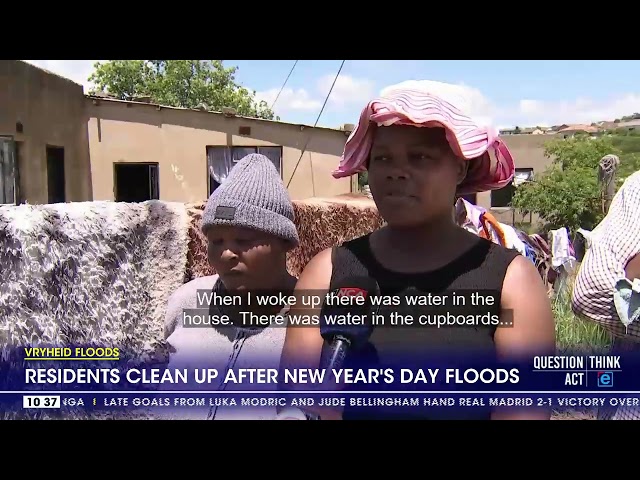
left=186, top=198, right=385, bottom=280
left=0, top=200, right=190, bottom=359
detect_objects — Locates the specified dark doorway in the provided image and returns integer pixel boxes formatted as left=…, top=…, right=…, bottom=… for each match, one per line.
left=0, top=137, right=16, bottom=204
left=114, top=163, right=159, bottom=202
left=14, top=141, right=22, bottom=204
left=460, top=193, right=477, bottom=205
left=46, top=146, right=66, bottom=204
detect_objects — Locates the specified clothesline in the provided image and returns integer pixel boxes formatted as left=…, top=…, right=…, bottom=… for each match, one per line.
left=455, top=198, right=579, bottom=289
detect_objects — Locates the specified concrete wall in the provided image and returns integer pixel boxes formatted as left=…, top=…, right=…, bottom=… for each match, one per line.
left=86, top=98, right=352, bottom=203
left=476, top=134, right=555, bottom=226
left=0, top=60, right=92, bottom=204
left=503, top=134, right=554, bottom=172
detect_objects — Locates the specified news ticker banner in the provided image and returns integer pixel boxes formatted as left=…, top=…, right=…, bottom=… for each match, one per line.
left=10, top=392, right=640, bottom=415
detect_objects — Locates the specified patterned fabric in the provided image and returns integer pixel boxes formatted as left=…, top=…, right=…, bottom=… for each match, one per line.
left=478, top=211, right=507, bottom=247
left=332, top=87, right=515, bottom=194
left=572, top=171, right=640, bottom=338
left=571, top=170, right=640, bottom=420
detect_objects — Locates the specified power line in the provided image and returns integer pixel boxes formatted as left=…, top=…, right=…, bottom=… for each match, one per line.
left=287, top=60, right=346, bottom=189
left=271, top=60, right=298, bottom=111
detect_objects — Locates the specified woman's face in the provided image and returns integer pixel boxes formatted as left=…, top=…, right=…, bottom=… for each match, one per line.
left=367, top=125, right=467, bottom=228
left=206, top=225, right=288, bottom=292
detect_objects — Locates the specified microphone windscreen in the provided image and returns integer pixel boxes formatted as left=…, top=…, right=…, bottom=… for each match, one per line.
left=275, top=408, right=308, bottom=420
left=319, top=276, right=379, bottom=349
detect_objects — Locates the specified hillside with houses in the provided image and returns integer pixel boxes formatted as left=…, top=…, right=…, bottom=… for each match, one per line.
left=500, top=113, right=640, bottom=136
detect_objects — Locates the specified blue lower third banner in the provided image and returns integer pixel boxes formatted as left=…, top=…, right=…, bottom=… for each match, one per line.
left=1, top=345, right=638, bottom=418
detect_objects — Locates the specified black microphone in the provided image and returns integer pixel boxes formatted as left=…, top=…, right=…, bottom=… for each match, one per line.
left=319, top=276, right=379, bottom=371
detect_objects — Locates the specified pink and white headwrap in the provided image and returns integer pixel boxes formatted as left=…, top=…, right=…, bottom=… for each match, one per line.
left=332, top=86, right=515, bottom=194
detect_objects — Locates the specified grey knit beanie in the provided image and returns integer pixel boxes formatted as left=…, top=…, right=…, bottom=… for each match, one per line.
left=202, top=153, right=299, bottom=247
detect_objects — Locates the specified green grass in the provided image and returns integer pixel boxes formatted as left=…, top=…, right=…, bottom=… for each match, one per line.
left=549, top=272, right=611, bottom=420
left=552, top=273, right=611, bottom=353
left=610, top=133, right=640, bottom=154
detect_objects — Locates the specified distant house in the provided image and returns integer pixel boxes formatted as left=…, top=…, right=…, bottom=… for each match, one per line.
left=615, top=119, right=640, bottom=132
left=597, top=121, right=619, bottom=130
left=520, top=127, right=546, bottom=135
left=556, top=124, right=600, bottom=138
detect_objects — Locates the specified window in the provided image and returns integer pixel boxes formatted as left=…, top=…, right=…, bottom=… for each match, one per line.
left=0, top=137, right=16, bottom=204
left=113, top=163, right=159, bottom=202
left=490, top=168, right=534, bottom=208
left=206, top=146, right=282, bottom=195
left=512, top=168, right=534, bottom=187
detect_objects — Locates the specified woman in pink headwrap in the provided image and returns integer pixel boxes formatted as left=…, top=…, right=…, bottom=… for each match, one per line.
left=279, top=85, right=555, bottom=420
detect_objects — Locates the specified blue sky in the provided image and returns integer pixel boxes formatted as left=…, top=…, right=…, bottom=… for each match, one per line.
left=24, top=60, right=640, bottom=130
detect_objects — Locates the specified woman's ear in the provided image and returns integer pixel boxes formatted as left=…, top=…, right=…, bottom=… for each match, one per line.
left=281, top=238, right=297, bottom=254
left=456, top=158, right=469, bottom=185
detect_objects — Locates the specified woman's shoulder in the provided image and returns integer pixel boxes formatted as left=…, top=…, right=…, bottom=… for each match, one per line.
left=449, top=236, right=523, bottom=292
left=165, top=275, right=219, bottom=338
left=296, top=238, right=359, bottom=291
left=480, top=236, right=522, bottom=264
left=307, top=233, right=372, bottom=271
left=168, top=275, right=219, bottom=307
left=339, top=232, right=372, bottom=250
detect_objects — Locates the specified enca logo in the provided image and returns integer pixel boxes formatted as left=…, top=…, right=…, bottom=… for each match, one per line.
left=597, top=371, right=613, bottom=387
left=337, top=288, right=368, bottom=298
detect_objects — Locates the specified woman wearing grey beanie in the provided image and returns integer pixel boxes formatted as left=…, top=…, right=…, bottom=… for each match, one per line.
left=160, top=153, right=299, bottom=420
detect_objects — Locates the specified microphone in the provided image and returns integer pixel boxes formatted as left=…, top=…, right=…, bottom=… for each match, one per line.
left=319, top=276, right=379, bottom=371
left=274, top=408, right=321, bottom=420
left=274, top=277, right=378, bottom=420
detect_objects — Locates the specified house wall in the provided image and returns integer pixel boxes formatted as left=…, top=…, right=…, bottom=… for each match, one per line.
left=0, top=60, right=92, bottom=204
left=476, top=134, right=555, bottom=226
left=86, top=98, right=352, bottom=202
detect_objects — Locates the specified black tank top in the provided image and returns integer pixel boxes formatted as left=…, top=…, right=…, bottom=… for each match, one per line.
left=329, top=233, right=520, bottom=420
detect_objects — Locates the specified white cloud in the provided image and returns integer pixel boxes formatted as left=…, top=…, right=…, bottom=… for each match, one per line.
left=379, top=79, right=498, bottom=128
left=378, top=79, right=640, bottom=129
left=23, top=60, right=103, bottom=93
left=317, top=74, right=375, bottom=108
left=508, top=95, right=640, bottom=127
left=254, top=87, right=321, bottom=111
left=256, top=74, right=375, bottom=114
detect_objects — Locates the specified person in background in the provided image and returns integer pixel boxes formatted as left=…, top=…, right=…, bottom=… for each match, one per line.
left=572, top=170, right=640, bottom=420
left=161, top=153, right=299, bottom=420
left=279, top=82, right=556, bottom=420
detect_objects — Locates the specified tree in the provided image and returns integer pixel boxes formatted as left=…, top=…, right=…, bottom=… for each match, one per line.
left=88, top=60, right=276, bottom=120
left=358, top=171, right=369, bottom=189
left=511, top=136, right=640, bottom=231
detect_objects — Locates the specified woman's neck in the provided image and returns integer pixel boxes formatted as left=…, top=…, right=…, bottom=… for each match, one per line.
left=372, top=219, right=474, bottom=273
left=217, top=269, right=297, bottom=326
left=269, top=269, right=297, bottom=292
left=382, top=217, right=461, bottom=250
left=254, top=269, right=297, bottom=316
